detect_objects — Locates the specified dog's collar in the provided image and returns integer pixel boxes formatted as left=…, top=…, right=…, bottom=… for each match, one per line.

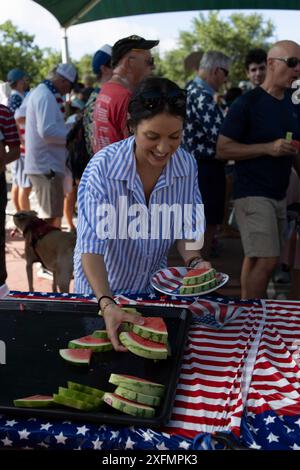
left=24, top=219, right=61, bottom=248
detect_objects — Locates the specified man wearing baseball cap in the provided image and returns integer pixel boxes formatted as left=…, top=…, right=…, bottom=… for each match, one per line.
left=83, top=44, right=112, bottom=159
left=93, top=35, right=159, bottom=153
left=24, top=63, right=77, bottom=227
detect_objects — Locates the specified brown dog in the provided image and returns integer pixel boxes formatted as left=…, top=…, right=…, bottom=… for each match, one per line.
left=13, top=211, right=76, bottom=293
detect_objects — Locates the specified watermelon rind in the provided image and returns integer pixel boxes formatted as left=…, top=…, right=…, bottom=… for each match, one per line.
left=59, top=348, right=92, bottom=365
left=179, top=277, right=218, bottom=294
left=109, top=374, right=165, bottom=397
left=14, top=395, right=54, bottom=408
left=132, top=317, right=168, bottom=344
left=103, top=392, right=155, bottom=418
left=91, top=330, right=108, bottom=339
left=114, top=386, right=161, bottom=407
left=67, top=381, right=105, bottom=399
left=53, top=393, right=95, bottom=411
left=58, top=387, right=103, bottom=407
left=68, top=335, right=113, bottom=352
left=183, top=268, right=216, bottom=285
left=119, top=332, right=168, bottom=360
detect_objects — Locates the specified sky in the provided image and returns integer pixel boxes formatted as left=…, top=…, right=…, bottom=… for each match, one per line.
left=1, top=0, right=300, bottom=61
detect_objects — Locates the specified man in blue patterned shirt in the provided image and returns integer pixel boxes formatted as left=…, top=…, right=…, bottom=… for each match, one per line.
left=183, top=51, right=230, bottom=260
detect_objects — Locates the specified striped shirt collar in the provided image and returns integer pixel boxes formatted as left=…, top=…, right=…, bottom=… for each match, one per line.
left=107, top=136, right=189, bottom=190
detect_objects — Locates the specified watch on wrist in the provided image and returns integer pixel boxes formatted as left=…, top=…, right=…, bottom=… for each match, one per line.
left=187, top=256, right=203, bottom=269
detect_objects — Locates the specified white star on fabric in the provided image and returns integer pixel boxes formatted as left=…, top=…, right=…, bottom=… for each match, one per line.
left=18, top=429, right=30, bottom=440
left=284, top=425, right=293, bottom=434
left=148, top=293, right=156, bottom=299
left=291, top=443, right=300, bottom=450
left=110, top=431, right=119, bottom=439
left=295, top=418, right=300, bottom=427
left=186, top=123, right=193, bottom=132
left=215, top=115, right=222, bottom=124
left=1, top=437, right=13, bottom=446
left=203, top=112, right=210, bottom=123
left=211, top=125, right=218, bottom=136
left=38, top=442, right=49, bottom=448
left=92, top=438, right=103, bottom=450
left=55, top=432, right=67, bottom=444
left=141, top=431, right=153, bottom=442
left=264, top=415, right=276, bottom=425
left=125, top=436, right=136, bottom=449
left=40, top=423, right=52, bottom=431
left=5, top=419, right=17, bottom=427
left=197, top=143, right=204, bottom=152
left=266, top=432, right=279, bottom=443
left=197, top=95, right=205, bottom=109
left=179, top=440, right=190, bottom=449
left=249, top=442, right=262, bottom=449
left=76, top=425, right=89, bottom=436
left=156, top=442, right=169, bottom=450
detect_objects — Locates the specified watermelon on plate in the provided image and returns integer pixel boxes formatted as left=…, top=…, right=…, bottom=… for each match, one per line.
left=58, top=387, right=103, bottom=407
left=91, top=330, right=108, bottom=339
left=68, top=335, right=112, bottom=352
left=67, top=381, right=105, bottom=399
left=103, top=392, right=155, bottom=418
left=179, top=277, right=218, bottom=294
left=132, top=316, right=168, bottom=344
left=109, top=373, right=165, bottom=397
left=59, top=348, right=92, bottom=365
left=182, top=267, right=216, bottom=285
left=53, top=393, right=95, bottom=411
left=119, top=332, right=168, bottom=360
left=14, top=395, right=54, bottom=408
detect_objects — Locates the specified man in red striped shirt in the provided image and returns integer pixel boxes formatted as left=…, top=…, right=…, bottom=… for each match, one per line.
left=0, top=104, right=20, bottom=289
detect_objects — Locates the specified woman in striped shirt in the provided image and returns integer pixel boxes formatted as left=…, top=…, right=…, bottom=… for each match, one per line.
left=75, top=77, right=208, bottom=350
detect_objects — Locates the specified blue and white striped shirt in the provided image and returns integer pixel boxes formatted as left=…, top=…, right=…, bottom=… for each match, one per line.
left=74, top=136, right=203, bottom=295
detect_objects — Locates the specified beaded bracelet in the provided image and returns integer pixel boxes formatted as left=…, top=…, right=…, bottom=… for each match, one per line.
left=97, top=295, right=116, bottom=311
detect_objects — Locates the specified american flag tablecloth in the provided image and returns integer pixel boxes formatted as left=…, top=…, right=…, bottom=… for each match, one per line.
left=2, top=291, right=300, bottom=449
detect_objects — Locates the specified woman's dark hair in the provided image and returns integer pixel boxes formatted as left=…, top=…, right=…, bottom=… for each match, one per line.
left=128, top=77, right=186, bottom=130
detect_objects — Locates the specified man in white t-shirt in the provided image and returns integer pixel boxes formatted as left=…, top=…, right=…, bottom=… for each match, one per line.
left=25, top=63, right=77, bottom=227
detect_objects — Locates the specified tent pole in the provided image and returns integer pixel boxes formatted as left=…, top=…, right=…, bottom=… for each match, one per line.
left=61, top=27, right=70, bottom=63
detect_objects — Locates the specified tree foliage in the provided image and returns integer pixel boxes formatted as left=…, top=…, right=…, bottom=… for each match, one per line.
left=159, top=11, right=275, bottom=86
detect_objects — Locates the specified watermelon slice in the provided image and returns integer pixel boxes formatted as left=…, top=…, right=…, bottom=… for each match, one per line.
left=114, top=386, right=161, bottom=407
left=67, top=381, right=105, bottom=399
left=58, top=387, right=103, bottom=407
left=109, top=373, right=165, bottom=397
left=179, top=277, right=218, bottom=294
left=91, top=330, right=108, bottom=339
left=182, top=267, right=216, bottom=285
left=68, top=335, right=112, bottom=352
left=14, top=395, right=54, bottom=408
left=103, top=392, right=155, bottom=418
left=119, top=332, right=168, bottom=360
left=53, top=393, right=95, bottom=411
left=132, top=317, right=168, bottom=344
left=59, top=348, right=92, bottom=365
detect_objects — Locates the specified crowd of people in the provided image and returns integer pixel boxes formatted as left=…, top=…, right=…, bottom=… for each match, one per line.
left=1, top=35, right=300, bottom=343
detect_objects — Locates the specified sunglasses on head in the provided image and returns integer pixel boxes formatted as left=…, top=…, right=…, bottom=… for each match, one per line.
left=273, top=57, right=300, bottom=68
left=137, top=89, right=186, bottom=111
left=218, top=67, right=229, bottom=77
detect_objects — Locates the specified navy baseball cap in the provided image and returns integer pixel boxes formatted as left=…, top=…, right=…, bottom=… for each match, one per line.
left=92, top=44, right=112, bottom=74
left=7, top=68, right=26, bottom=85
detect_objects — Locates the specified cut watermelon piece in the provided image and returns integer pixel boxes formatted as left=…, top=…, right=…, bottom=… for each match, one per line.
left=103, top=392, right=155, bottom=418
left=53, top=393, right=95, bottom=411
left=109, top=373, right=164, bottom=397
left=67, top=381, right=105, bottom=399
left=59, top=348, right=92, bottom=365
left=182, top=267, right=216, bottom=285
left=58, top=387, right=103, bottom=408
left=132, top=316, right=168, bottom=344
left=114, top=386, right=161, bottom=407
left=68, top=335, right=112, bottom=352
left=119, top=332, right=168, bottom=360
left=179, top=277, right=218, bottom=294
left=91, top=330, right=108, bottom=339
left=14, top=395, right=54, bottom=408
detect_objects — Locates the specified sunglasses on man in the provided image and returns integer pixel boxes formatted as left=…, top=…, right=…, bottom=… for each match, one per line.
left=131, top=89, right=186, bottom=112
left=273, top=57, right=300, bottom=68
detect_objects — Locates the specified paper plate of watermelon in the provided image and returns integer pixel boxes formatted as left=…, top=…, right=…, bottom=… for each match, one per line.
left=151, top=266, right=229, bottom=297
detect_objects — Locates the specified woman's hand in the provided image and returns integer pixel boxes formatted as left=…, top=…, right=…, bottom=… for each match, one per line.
left=102, top=304, right=144, bottom=352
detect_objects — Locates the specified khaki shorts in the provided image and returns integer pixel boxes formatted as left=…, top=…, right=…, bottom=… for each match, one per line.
left=28, top=173, right=64, bottom=219
left=234, top=196, right=286, bottom=258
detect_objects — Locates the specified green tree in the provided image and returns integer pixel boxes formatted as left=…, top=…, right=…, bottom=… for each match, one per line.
left=159, top=11, right=275, bottom=86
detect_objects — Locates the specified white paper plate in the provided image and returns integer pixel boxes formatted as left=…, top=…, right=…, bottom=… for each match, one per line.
left=151, top=267, right=229, bottom=297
